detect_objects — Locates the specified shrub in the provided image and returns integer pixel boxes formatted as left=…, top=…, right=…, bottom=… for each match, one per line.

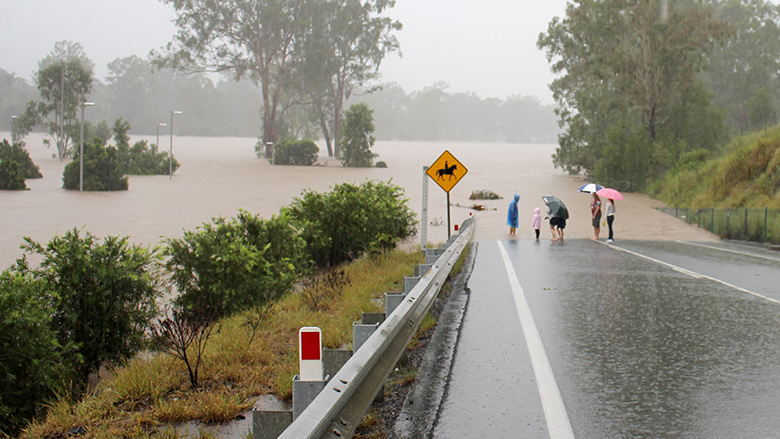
left=0, top=157, right=26, bottom=190
left=469, top=189, right=502, bottom=200
left=0, top=271, right=64, bottom=435
left=273, top=139, right=319, bottom=166
left=17, top=229, right=163, bottom=388
left=337, top=103, right=377, bottom=167
left=113, top=118, right=179, bottom=175
left=165, top=211, right=307, bottom=321
left=0, top=139, right=42, bottom=179
left=62, top=138, right=128, bottom=191
left=375, top=161, right=388, bottom=168
left=0, top=139, right=42, bottom=190
left=284, top=180, right=417, bottom=267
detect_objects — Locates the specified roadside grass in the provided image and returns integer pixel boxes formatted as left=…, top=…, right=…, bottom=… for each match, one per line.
left=20, top=249, right=422, bottom=439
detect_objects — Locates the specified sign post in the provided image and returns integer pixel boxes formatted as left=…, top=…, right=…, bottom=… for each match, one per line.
left=425, top=150, right=468, bottom=238
left=422, top=166, right=429, bottom=252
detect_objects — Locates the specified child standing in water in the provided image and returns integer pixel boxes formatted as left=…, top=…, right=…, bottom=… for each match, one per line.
left=532, top=207, right=542, bottom=240
left=507, top=193, right=520, bottom=235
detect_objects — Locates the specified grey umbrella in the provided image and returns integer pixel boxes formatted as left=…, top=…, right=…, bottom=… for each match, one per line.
left=542, top=195, right=569, bottom=220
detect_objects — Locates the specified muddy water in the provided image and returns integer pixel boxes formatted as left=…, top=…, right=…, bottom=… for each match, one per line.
left=1, top=132, right=574, bottom=269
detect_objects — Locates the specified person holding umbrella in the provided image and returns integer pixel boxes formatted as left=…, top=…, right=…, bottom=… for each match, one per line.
left=596, top=188, right=623, bottom=242
left=542, top=196, right=568, bottom=242
left=591, top=193, right=602, bottom=240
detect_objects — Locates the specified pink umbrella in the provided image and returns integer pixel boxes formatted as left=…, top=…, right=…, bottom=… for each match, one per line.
left=596, top=188, right=623, bottom=200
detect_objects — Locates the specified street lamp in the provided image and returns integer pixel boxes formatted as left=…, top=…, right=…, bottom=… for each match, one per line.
left=169, top=111, right=182, bottom=179
left=11, top=115, right=17, bottom=144
left=80, top=102, right=95, bottom=192
left=156, top=122, right=167, bottom=153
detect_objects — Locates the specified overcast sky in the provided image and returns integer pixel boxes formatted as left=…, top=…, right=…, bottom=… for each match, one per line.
left=2, top=0, right=569, bottom=104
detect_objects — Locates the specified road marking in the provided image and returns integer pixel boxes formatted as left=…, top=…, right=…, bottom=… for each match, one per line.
left=599, top=241, right=780, bottom=306
left=497, top=241, right=575, bottom=439
left=677, top=241, right=780, bottom=263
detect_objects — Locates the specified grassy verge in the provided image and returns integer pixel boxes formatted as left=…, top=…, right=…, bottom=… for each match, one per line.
left=20, top=249, right=423, bottom=439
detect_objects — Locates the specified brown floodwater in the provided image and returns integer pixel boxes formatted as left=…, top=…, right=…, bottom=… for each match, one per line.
left=0, top=132, right=567, bottom=269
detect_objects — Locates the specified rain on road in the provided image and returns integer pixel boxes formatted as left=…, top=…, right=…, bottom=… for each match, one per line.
left=434, top=239, right=780, bottom=438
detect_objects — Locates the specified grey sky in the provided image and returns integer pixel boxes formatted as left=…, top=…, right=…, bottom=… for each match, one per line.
left=2, top=1, right=577, bottom=104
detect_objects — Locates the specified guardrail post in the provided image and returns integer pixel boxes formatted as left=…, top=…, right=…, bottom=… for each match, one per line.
left=323, top=349, right=352, bottom=380
left=415, top=263, right=433, bottom=277
left=425, top=248, right=444, bottom=264
left=385, top=292, right=406, bottom=317
left=404, top=276, right=420, bottom=294
left=253, top=410, right=293, bottom=439
left=353, top=321, right=380, bottom=353
left=293, top=377, right=328, bottom=419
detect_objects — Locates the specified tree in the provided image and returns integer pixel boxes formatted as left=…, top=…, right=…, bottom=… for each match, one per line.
left=0, top=139, right=42, bottom=190
left=537, top=0, right=726, bottom=189
left=303, top=0, right=401, bottom=157
left=702, top=0, right=780, bottom=135
left=0, top=271, right=65, bottom=436
left=62, top=137, right=128, bottom=191
left=16, top=229, right=162, bottom=389
left=20, top=41, right=94, bottom=160
left=165, top=211, right=306, bottom=321
left=338, top=102, right=377, bottom=167
left=155, top=0, right=312, bottom=159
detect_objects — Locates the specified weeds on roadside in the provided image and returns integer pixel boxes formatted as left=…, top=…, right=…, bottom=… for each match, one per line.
left=300, top=269, right=351, bottom=312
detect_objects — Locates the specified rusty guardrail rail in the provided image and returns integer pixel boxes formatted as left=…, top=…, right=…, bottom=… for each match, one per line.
left=274, top=217, right=473, bottom=438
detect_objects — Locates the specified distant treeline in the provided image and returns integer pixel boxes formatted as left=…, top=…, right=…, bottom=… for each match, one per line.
left=0, top=60, right=559, bottom=144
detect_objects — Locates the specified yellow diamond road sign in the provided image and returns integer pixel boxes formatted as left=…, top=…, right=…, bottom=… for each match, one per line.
left=426, top=150, right=468, bottom=193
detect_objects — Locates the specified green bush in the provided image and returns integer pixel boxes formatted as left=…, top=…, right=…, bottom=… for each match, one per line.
left=0, top=271, right=64, bottom=436
left=284, top=180, right=417, bottom=267
left=113, top=118, right=180, bottom=175
left=62, top=138, right=128, bottom=191
left=273, top=139, right=319, bottom=166
left=469, top=189, right=502, bottom=200
left=337, top=103, right=378, bottom=167
left=165, top=211, right=307, bottom=321
left=0, top=158, right=26, bottom=190
left=0, top=139, right=42, bottom=190
left=17, top=229, right=163, bottom=388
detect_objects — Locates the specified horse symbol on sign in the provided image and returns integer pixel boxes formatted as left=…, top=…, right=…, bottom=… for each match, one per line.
left=436, top=161, right=458, bottom=181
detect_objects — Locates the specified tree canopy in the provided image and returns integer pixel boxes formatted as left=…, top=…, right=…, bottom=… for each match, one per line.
left=538, top=0, right=728, bottom=190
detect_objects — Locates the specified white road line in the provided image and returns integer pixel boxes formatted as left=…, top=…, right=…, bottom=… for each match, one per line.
left=677, top=240, right=780, bottom=263
left=599, top=241, right=780, bottom=306
left=497, top=241, right=575, bottom=439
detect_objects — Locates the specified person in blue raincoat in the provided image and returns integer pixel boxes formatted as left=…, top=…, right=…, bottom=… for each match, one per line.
left=507, top=193, right=520, bottom=235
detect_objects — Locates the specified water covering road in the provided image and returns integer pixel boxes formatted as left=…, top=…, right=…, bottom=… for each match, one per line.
left=434, top=239, right=780, bottom=438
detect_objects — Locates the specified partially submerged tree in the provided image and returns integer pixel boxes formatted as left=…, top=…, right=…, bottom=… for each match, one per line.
left=155, top=0, right=311, bottom=159
left=303, top=0, right=401, bottom=157
left=338, top=102, right=377, bottom=167
left=19, top=41, right=94, bottom=160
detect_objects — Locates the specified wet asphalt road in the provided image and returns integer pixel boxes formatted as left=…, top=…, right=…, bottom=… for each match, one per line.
left=433, top=239, right=780, bottom=439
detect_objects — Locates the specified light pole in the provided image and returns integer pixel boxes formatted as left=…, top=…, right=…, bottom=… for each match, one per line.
left=80, top=102, right=95, bottom=192
left=10, top=115, right=17, bottom=144
left=169, top=111, right=182, bottom=179
left=156, top=122, right=167, bottom=153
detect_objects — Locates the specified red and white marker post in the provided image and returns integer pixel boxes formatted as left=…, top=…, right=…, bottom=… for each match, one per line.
left=298, top=327, right=323, bottom=381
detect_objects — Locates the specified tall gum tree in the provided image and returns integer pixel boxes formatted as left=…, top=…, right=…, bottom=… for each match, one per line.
left=155, top=0, right=310, bottom=159
left=302, top=0, right=400, bottom=157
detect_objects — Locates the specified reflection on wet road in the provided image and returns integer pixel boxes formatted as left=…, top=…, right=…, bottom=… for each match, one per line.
left=434, top=239, right=780, bottom=438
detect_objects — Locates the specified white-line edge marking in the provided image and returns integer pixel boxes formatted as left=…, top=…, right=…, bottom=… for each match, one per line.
left=497, top=241, right=575, bottom=439
left=598, top=241, right=780, bottom=306
left=677, top=240, right=780, bottom=263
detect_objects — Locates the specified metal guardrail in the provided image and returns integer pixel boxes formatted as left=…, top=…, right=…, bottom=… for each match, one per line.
left=276, top=217, right=474, bottom=439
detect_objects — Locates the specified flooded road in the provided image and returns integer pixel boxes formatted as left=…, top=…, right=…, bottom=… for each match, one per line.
left=435, top=239, right=780, bottom=438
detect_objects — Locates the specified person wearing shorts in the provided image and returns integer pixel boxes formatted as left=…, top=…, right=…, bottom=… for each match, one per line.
left=591, top=193, right=602, bottom=240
